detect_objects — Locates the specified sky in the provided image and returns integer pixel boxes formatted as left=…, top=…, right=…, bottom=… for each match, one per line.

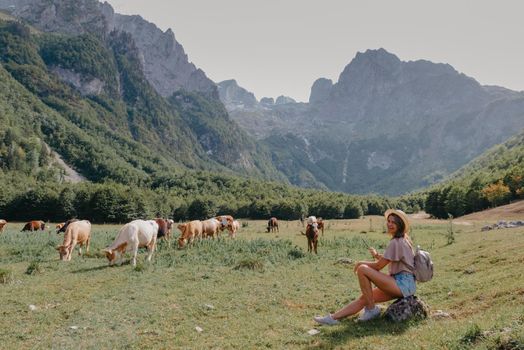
left=105, top=0, right=524, bottom=102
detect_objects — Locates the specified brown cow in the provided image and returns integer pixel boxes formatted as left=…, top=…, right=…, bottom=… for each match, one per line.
left=0, top=219, right=7, bottom=233
left=56, top=220, right=91, bottom=261
left=177, top=220, right=204, bottom=248
left=21, top=220, right=45, bottom=232
left=267, top=217, right=279, bottom=233
left=301, top=216, right=319, bottom=254
left=155, top=218, right=171, bottom=240
left=317, top=217, right=325, bottom=236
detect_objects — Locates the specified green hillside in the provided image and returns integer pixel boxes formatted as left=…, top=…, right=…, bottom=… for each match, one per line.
left=0, top=19, right=283, bottom=185
left=424, top=128, right=524, bottom=218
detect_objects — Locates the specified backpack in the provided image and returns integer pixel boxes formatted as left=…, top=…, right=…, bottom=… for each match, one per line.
left=413, top=246, right=433, bottom=282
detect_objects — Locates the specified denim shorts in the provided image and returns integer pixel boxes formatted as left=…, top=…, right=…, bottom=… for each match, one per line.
left=393, top=272, right=416, bottom=297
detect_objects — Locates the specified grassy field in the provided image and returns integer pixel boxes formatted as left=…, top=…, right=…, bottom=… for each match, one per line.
left=0, top=216, right=523, bottom=349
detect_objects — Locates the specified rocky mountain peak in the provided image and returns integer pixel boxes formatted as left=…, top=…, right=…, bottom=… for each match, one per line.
left=217, top=79, right=258, bottom=109
left=0, top=0, right=217, bottom=97
left=275, top=95, right=296, bottom=105
left=309, top=78, right=333, bottom=104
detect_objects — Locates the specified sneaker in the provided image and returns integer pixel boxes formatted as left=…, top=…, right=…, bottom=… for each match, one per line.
left=358, top=306, right=381, bottom=322
left=313, top=314, right=340, bottom=325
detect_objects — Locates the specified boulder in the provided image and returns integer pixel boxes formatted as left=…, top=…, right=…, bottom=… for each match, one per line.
left=384, top=295, right=429, bottom=322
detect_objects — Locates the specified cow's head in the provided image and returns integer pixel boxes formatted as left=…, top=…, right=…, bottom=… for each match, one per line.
left=40, top=222, right=46, bottom=230
left=103, top=248, right=117, bottom=265
left=178, top=237, right=187, bottom=249
left=56, top=245, right=69, bottom=261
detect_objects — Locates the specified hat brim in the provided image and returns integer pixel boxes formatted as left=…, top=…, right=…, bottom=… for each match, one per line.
left=384, top=209, right=410, bottom=234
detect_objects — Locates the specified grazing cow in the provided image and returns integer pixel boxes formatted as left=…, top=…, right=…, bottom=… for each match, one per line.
left=202, top=218, right=221, bottom=239
left=230, top=220, right=241, bottom=238
left=155, top=218, right=171, bottom=239
left=317, top=217, right=325, bottom=236
left=56, top=223, right=65, bottom=231
left=0, top=219, right=7, bottom=233
left=21, top=220, right=45, bottom=232
left=103, top=220, right=159, bottom=266
left=216, top=215, right=235, bottom=235
left=56, top=220, right=91, bottom=261
left=177, top=220, right=204, bottom=248
left=267, top=217, right=279, bottom=233
left=301, top=216, right=319, bottom=254
left=56, top=219, right=79, bottom=234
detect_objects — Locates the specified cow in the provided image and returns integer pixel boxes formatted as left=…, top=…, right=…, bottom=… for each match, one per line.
left=56, top=220, right=91, bottom=261
left=216, top=215, right=235, bottom=235
left=103, top=219, right=159, bottom=267
left=21, top=220, right=45, bottom=232
left=202, top=218, right=221, bottom=239
left=317, top=217, right=325, bottom=236
left=230, top=220, right=241, bottom=238
left=56, top=219, right=79, bottom=234
left=177, top=220, right=203, bottom=249
left=267, top=217, right=279, bottom=233
left=155, top=218, right=171, bottom=240
left=0, top=219, right=7, bottom=233
left=301, top=216, right=319, bottom=254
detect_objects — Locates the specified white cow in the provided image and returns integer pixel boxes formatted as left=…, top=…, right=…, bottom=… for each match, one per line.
left=103, top=219, right=159, bottom=266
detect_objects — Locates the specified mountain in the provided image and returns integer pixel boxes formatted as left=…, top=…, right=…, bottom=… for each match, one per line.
left=0, top=0, right=286, bottom=182
left=221, top=49, right=524, bottom=195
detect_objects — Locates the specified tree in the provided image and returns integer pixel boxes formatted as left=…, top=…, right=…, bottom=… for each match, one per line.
left=482, top=181, right=511, bottom=207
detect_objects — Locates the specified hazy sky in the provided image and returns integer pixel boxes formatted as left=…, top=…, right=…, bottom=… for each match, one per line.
left=105, top=0, right=524, bottom=102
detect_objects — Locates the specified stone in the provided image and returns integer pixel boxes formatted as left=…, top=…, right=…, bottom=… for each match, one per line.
left=384, top=296, right=429, bottom=322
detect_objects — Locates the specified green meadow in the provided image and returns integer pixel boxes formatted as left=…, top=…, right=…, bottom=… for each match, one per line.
left=0, top=217, right=522, bottom=349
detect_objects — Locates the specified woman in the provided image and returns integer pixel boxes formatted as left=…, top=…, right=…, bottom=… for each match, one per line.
left=314, top=209, right=416, bottom=325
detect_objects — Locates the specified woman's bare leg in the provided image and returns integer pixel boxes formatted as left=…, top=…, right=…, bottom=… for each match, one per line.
left=331, top=265, right=403, bottom=320
left=331, top=288, right=394, bottom=320
left=357, top=265, right=403, bottom=309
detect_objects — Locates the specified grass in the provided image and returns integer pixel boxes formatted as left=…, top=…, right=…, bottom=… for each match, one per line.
left=0, top=217, right=523, bottom=349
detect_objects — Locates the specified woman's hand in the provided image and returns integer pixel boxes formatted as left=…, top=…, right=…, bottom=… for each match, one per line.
left=368, top=247, right=377, bottom=258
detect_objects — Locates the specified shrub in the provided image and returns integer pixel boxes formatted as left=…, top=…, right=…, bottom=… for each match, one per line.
left=26, top=261, right=43, bottom=275
left=0, top=268, right=14, bottom=284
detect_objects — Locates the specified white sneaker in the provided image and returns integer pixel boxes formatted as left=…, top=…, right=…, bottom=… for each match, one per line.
left=313, top=314, right=340, bottom=325
left=358, top=306, right=381, bottom=322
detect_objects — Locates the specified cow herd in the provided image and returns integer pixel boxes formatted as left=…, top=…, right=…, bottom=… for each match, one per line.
left=0, top=215, right=241, bottom=266
left=0, top=214, right=323, bottom=265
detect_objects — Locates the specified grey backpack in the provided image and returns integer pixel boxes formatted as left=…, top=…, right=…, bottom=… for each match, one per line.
left=413, top=246, right=433, bottom=282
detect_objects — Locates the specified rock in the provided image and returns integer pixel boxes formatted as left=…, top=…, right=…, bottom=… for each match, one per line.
left=28, top=304, right=37, bottom=311
left=307, top=329, right=320, bottom=335
left=195, top=326, right=203, bottom=333
left=431, top=310, right=451, bottom=319
left=335, top=257, right=353, bottom=265
left=69, top=326, right=79, bottom=330
left=204, top=304, right=215, bottom=310
left=384, top=296, right=429, bottom=322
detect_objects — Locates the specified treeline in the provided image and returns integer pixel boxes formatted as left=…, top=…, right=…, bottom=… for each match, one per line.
left=0, top=169, right=425, bottom=223
left=424, top=131, right=524, bottom=218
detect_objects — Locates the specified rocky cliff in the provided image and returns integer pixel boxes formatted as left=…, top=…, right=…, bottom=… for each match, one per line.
left=0, top=0, right=217, bottom=97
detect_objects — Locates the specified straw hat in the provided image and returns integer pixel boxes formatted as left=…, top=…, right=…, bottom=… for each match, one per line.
left=384, top=209, right=410, bottom=234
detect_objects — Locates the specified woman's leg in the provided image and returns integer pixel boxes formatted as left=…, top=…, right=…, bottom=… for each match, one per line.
left=356, top=265, right=403, bottom=309
left=331, top=288, right=394, bottom=319
left=331, top=265, right=403, bottom=320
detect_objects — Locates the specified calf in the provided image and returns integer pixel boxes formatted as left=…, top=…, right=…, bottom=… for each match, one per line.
left=21, top=220, right=45, bottom=232
left=177, top=220, right=203, bottom=248
left=301, top=223, right=319, bottom=254
left=0, top=219, right=7, bottom=233
left=104, top=220, right=159, bottom=266
left=56, top=220, right=91, bottom=261
left=216, top=215, right=235, bottom=236
left=155, top=218, right=170, bottom=240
